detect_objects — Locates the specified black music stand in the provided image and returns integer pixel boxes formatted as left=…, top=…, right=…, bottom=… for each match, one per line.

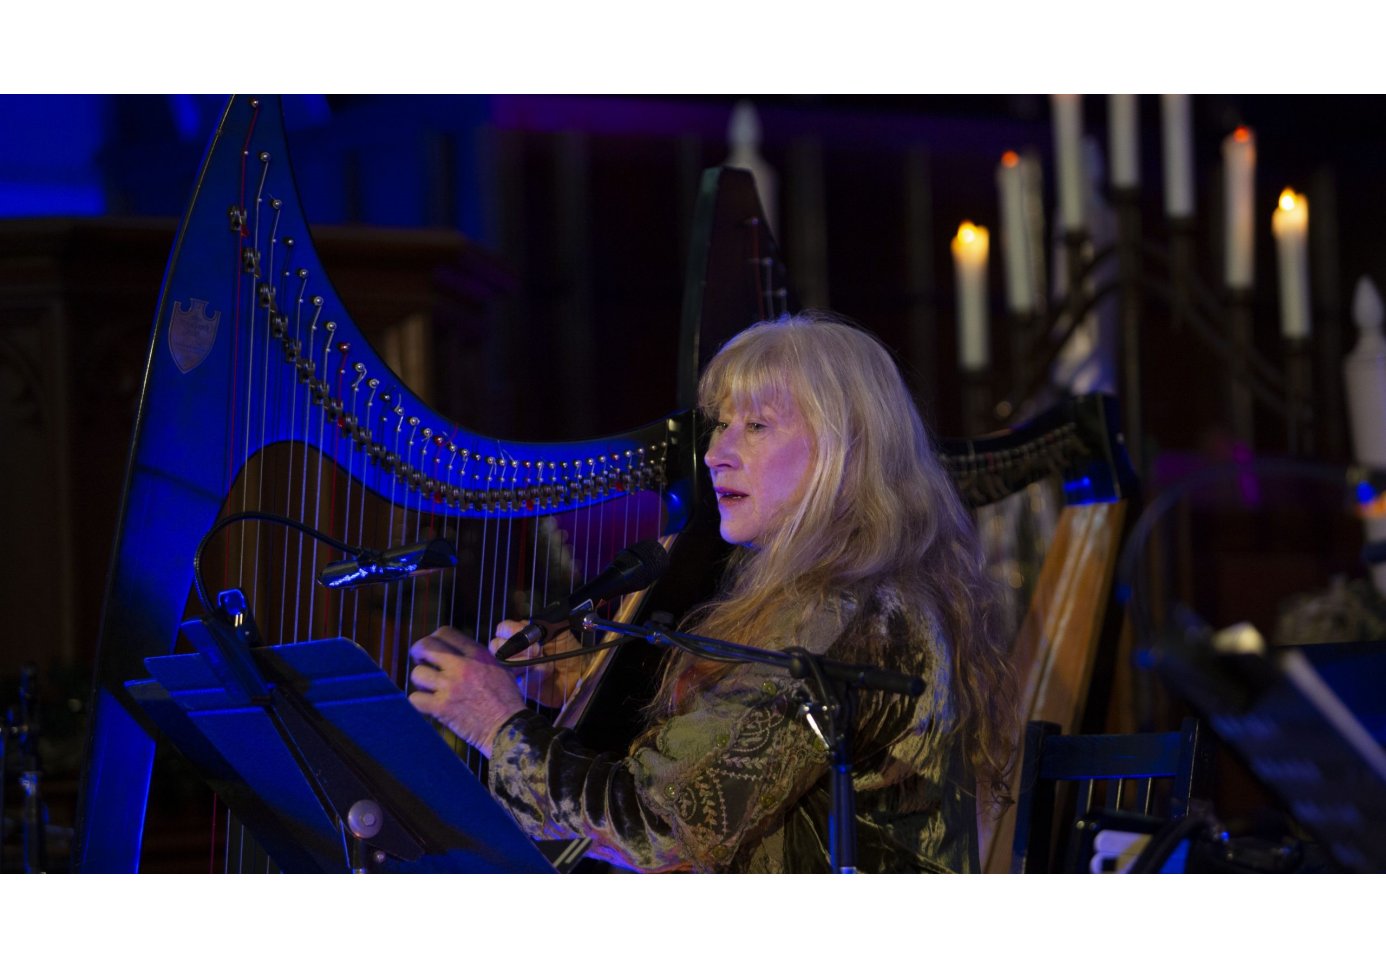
left=1153, top=624, right=1386, bottom=873
left=128, top=619, right=555, bottom=874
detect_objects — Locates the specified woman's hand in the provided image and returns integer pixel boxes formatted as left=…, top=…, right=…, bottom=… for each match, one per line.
left=408, top=626, right=527, bottom=757
left=489, top=620, right=588, bottom=709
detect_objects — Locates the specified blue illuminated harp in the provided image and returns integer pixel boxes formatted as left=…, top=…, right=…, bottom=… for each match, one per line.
left=72, top=95, right=789, bottom=871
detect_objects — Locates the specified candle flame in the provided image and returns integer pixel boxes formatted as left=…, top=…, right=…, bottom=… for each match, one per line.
left=1279, top=189, right=1298, bottom=212
left=1233, top=126, right=1252, bottom=143
left=1001, top=150, right=1019, bottom=167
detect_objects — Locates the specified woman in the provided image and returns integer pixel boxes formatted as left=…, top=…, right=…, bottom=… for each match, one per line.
left=408, top=312, right=1015, bottom=872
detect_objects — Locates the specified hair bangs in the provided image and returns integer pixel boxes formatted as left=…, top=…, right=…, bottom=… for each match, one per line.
left=697, top=324, right=802, bottom=421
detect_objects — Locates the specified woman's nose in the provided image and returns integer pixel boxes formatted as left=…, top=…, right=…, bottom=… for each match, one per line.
left=705, top=429, right=737, bottom=469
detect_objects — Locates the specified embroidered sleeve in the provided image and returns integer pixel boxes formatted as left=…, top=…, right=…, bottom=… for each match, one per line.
left=487, top=664, right=828, bottom=872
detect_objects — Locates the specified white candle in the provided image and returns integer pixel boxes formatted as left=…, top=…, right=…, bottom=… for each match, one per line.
left=1222, top=126, right=1256, bottom=290
left=1051, top=94, right=1085, bottom=233
left=1272, top=189, right=1311, bottom=339
left=1109, top=94, right=1139, bottom=190
left=1021, top=153, right=1047, bottom=296
left=726, top=100, right=778, bottom=237
left=1346, top=276, right=1386, bottom=467
left=996, top=151, right=1034, bottom=315
left=1344, top=277, right=1386, bottom=594
left=952, top=221, right=991, bottom=371
left=1160, top=94, right=1195, bottom=219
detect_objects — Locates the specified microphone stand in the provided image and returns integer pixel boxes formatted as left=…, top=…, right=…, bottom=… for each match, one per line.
left=579, top=614, right=923, bottom=874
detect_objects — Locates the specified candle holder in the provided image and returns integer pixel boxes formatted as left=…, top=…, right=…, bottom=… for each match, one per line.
left=1008, top=308, right=1042, bottom=415
left=1166, top=215, right=1198, bottom=335
left=1062, top=228, right=1092, bottom=316
left=1113, top=186, right=1145, bottom=474
left=1226, top=287, right=1256, bottom=445
left=994, top=204, right=1300, bottom=468
left=961, top=367, right=992, bottom=437
left=1284, top=335, right=1314, bottom=456
left=998, top=226, right=1118, bottom=418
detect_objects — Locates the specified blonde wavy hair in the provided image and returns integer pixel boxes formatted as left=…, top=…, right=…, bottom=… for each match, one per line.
left=651, top=311, right=1016, bottom=802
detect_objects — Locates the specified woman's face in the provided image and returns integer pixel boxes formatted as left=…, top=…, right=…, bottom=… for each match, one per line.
left=704, top=392, right=814, bottom=548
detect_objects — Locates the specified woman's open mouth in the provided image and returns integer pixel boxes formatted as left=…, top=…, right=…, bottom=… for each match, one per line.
left=715, top=487, right=748, bottom=505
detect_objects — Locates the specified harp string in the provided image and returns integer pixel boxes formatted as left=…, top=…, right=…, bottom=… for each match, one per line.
left=337, top=364, right=367, bottom=636
left=275, top=273, right=306, bottom=644
left=387, top=414, right=420, bottom=682
left=292, top=297, right=324, bottom=645
left=249, top=195, right=281, bottom=603
left=375, top=390, right=403, bottom=669
left=499, top=459, right=517, bottom=654
left=444, top=435, right=467, bottom=633
left=410, top=431, right=447, bottom=666
left=320, top=341, right=352, bottom=639
left=474, top=457, right=499, bottom=649
left=485, top=462, right=507, bottom=653
left=436, top=432, right=459, bottom=638
left=351, top=378, right=381, bottom=642
left=237, top=153, right=272, bottom=592
left=306, top=327, right=337, bottom=642
left=396, top=418, right=426, bottom=682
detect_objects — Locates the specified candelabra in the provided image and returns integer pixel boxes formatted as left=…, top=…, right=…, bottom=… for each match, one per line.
left=968, top=112, right=1318, bottom=476
left=996, top=207, right=1316, bottom=471
left=950, top=97, right=1339, bottom=734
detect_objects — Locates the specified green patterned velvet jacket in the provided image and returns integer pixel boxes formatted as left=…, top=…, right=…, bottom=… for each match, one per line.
left=487, top=582, right=978, bottom=873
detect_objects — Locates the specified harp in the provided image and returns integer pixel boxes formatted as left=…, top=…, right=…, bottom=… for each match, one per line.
left=72, top=95, right=787, bottom=872
left=73, top=95, right=1135, bottom=873
left=939, top=393, right=1140, bottom=872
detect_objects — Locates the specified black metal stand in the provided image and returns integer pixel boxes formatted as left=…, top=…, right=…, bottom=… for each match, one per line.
left=132, top=589, right=556, bottom=873
left=578, top=613, right=923, bottom=874
left=187, top=589, right=428, bottom=871
left=791, top=652, right=863, bottom=873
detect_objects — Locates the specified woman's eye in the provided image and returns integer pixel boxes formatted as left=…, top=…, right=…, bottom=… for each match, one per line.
left=747, top=422, right=766, bottom=432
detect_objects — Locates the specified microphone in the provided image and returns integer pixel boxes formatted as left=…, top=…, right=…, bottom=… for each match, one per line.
left=495, top=539, right=670, bottom=660
left=317, top=537, right=458, bottom=590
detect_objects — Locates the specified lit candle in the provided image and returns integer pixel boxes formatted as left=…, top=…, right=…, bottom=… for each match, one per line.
left=1108, top=94, right=1139, bottom=190
left=1272, top=188, right=1311, bottom=339
left=952, top=221, right=991, bottom=371
left=1051, top=94, right=1085, bottom=233
left=996, top=151, right=1034, bottom=315
left=1160, top=94, right=1195, bottom=219
left=1222, top=126, right=1256, bottom=290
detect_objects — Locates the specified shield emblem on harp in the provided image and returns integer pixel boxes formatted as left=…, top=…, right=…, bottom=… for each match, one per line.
left=168, top=298, right=221, bottom=373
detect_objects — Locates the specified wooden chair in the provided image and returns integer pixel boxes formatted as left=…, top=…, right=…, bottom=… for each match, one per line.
left=1009, top=717, right=1214, bottom=873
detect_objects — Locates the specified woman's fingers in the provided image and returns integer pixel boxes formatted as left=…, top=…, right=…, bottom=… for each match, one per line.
left=405, top=626, right=526, bottom=756
left=488, top=620, right=533, bottom=659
